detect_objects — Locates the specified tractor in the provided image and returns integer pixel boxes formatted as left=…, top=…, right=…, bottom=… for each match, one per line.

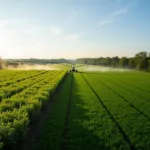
left=70, top=65, right=78, bottom=72
left=61, top=63, right=84, bottom=73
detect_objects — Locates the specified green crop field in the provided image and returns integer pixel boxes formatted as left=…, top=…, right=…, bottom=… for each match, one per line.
left=0, top=70, right=67, bottom=150
left=0, top=69, right=150, bottom=150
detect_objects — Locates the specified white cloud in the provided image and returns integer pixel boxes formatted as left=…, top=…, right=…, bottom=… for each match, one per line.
left=112, top=7, right=129, bottom=16
left=99, top=5, right=131, bottom=26
left=99, top=0, right=138, bottom=27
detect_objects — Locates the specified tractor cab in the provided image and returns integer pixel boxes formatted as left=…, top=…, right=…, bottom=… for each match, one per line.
left=70, top=65, right=78, bottom=72
left=72, top=66, right=76, bottom=71
left=69, top=64, right=85, bottom=72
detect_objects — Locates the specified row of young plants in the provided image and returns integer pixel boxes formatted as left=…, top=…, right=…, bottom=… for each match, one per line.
left=105, top=76, right=150, bottom=100
left=101, top=76, right=150, bottom=117
left=91, top=73, right=150, bottom=117
left=0, top=70, right=47, bottom=87
left=17, top=72, right=150, bottom=150
left=31, top=73, right=72, bottom=150
left=23, top=73, right=130, bottom=150
left=111, top=72, right=150, bottom=92
left=0, top=71, right=56, bottom=101
left=84, top=73, right=150, bottom=149
left=0, top=70, right=24, bottom=82
left=0, top=70, right=43, bottom=84
left=66, top=73, right=129, bottom=150
left=0, top=71, right=60, bottom=112
left=0, top=70, right=67, bottom=150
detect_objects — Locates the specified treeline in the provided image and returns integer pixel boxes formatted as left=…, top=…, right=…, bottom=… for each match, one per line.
left=0, top=58, right=70, bottom=69
left=77, top=51, right=150, bottom=71
left=5, top=58, right=69, bottom=64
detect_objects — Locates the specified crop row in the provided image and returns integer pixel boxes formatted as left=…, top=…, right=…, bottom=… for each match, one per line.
left=0, top=70, right=43, bottom=83
left=83, top=73, right=150, bottom=149
left=88, top=73, right=150, bottom=118
left=101, top=76, right=150, bottom=117
left=103, top=76, right=150, bottom=101
left=32, top=73, right=131, bottom=150
left=0, top=70, right=67, bottom=150
left=0, top=71, right=61, bottom=112
left=31, top=73, right=72, bottom=150
left=66, top=73, right=130, bottom=150
left=23, top=72, right=150, bottom=150
left=0, top=70, right=26, bottom=82
left=106, top=72, right=150, bottom=92
left=0, top=71, right=57, bottom=101
left=0, top=70, right=47, bottom=87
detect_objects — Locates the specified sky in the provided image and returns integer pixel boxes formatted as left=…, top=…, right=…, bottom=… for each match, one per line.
left=0, top=0, right=150, bottom=59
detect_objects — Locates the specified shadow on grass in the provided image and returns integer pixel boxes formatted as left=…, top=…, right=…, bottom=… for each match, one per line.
left=63, top=74, right=110, bottom=150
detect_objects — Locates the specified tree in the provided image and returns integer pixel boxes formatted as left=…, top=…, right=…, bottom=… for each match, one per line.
left=111, top=56, right=119, bottom=67
left=135, top=51, right=147, bottom=58
left=129, top=58, right=135, bottom=68
left=119, top=57, right=129, bottom=68
left=148, top=52, right=150, bottom=58
left=148, top=60, right=150, bottom=72
left=135, top=51, right=149, bottom=70
left=105, top=57, right=111, bottom=66
left=138, top=58, right=149, bottom=70
left=76, top=51, right=150, bottom=72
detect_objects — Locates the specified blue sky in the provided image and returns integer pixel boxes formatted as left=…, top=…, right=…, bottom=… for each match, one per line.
left=0, top=0, right=150, bottom=59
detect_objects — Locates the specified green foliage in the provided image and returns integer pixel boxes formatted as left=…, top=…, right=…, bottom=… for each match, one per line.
left=32, top=72, right=150, bottom=150
left=0, top=110, right=29, bottom=149
left=33, top=74, right=72, bottom=150
left=148, top=60, right=150, bottom=72
left=1, top=70, right=150, bottom=150
left=77, top=51, right=150, bottom=71
left=119, top=57, right=128, bottom=68
left=129, top=58, right=135, bottom=68
left=82, top=72, right=150, bottom=149
left=138, top=58, right=149, bottom=70
left=5, top=58, right=69, bottom=64
left=0, top=70, right=67, bottom=150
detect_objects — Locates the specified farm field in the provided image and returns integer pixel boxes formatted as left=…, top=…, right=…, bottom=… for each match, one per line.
left=0, top=70, right=67, bottom=150
left=0, top=69, right=150, bottom=150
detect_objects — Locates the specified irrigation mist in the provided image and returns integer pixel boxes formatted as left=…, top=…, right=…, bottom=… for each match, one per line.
left=7, top=64, right=61, bottom=70
left=79, top=65, right=131, bottom=72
